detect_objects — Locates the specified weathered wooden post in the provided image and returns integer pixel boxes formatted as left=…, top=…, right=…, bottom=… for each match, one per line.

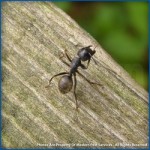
left=2, top=2, right=148, bottom=148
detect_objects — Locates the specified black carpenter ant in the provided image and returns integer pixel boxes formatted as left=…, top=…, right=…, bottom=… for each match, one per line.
left=46, top=46, right=101, bottom=110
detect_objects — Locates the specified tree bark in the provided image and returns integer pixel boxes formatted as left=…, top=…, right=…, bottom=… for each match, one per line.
left=2, top=2, right=148, bottom=149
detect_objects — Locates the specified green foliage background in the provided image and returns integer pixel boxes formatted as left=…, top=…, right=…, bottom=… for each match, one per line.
left=54, top=2, right=148, bottom=90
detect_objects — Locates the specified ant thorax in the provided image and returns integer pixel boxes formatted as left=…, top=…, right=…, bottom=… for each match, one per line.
left=70, top=56, right=81, bottom=74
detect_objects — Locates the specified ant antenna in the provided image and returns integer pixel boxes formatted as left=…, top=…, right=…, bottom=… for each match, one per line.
left=92, top=57, right=98, bottom=65
left=92, top=45, right=98, bottom=65
left=93, top=45, right=98, bottom=51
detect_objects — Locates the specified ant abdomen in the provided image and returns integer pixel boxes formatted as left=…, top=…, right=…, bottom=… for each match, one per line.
left=58, top=75, right=73, bottom=94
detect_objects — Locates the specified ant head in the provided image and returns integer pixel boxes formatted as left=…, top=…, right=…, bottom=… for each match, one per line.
left=77, top=45, right=97, bottom=61
left=85, top=45, right=96, bottom=56
left=90, top=45, right=98, bottom=65
left=90, top=49, right=96, bottom=56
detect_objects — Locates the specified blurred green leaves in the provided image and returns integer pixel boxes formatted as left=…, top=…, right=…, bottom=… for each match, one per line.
left=54, top=2, right=71, bottom=13
left=54, top=2, right=148, bottom=90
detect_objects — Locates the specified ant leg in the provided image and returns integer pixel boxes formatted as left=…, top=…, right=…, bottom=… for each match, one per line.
left=64, top=49, right=72, bottom=62
left=59, top=49, right=72, bottom=63
left=73, top=73, right=78, bottom=110
left=45, top=72, right=69, bottom=88
left=60, top=58, right=70, bottom=67
left=59, top=50, right=72, bottom=65
left=80, top=59, right=91, bottom=69
left=86, top=59, right=91, bottom=68
left=77, top=70, right=102, bottom=86
left=59, top=51, right=72, bottom=67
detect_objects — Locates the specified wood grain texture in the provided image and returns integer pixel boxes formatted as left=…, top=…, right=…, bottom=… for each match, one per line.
left=2, top=2, right=148, bottom=149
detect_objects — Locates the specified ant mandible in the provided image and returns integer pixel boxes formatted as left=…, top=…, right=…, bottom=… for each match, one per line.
left=46, top=45, right=101, bottom=110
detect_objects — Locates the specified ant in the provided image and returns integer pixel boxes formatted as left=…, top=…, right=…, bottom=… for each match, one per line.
left=46, top=45, right=102, bottom=110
